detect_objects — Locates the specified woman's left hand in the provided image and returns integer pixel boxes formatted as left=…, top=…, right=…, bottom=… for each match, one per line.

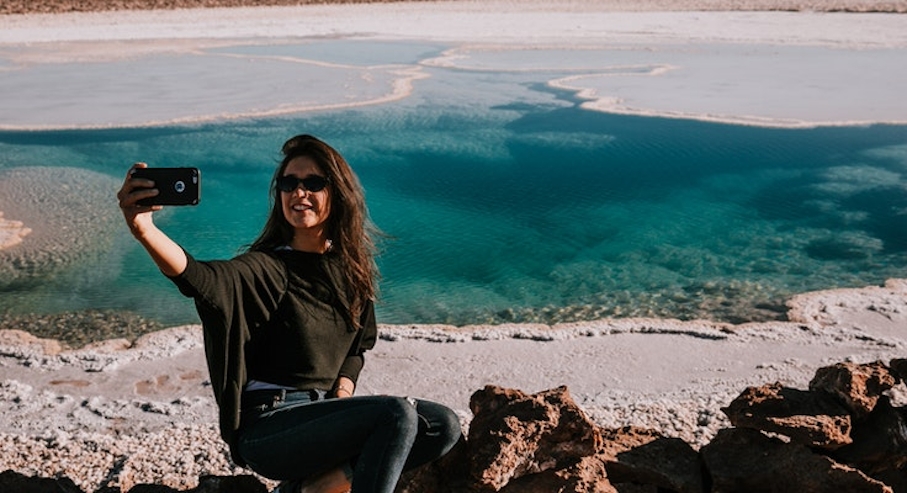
left=333, top=377, right=355, bottom=399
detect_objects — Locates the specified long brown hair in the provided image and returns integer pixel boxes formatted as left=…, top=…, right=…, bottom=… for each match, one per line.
left=249, top=134, right=379, bottom=327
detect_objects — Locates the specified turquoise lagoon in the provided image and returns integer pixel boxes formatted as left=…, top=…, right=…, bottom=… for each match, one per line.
left=1, top=40, right=906, bottom=328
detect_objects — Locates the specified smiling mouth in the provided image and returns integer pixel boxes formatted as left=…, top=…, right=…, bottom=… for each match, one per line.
left=292, top=203, right=312, bottom=212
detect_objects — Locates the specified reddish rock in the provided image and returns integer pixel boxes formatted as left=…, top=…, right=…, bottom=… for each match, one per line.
left=722, top=382, right=852, bottom=449
left=702, top=427, right=893, bottom=493
left=598, top=426, right=664, bottom=456
left=809, top=361, right=896, bottom=418
left=467, top=385, right=602, bottom=491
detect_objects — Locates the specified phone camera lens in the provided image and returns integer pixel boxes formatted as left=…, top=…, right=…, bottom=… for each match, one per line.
left=174, top=181, right=186, bottom=193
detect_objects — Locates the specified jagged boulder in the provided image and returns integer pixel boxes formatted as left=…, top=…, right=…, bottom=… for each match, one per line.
left=396, top=362, right=907, bottom=493
left=722, top=381, right=853, bottom=449
left=466, top=385, right=602, bottom=490
left=399, top=387, right=706, bottom=493
left=809, top=361, right=896, bottom=418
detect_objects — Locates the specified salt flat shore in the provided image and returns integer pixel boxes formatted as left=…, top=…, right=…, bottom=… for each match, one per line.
left=3, top=0, right=907, bottom=16
left=2, top=279, right=907, bottom=491
left=1, top=0, right=906, bottom=490
left=1, top=0, right=906, bottom=131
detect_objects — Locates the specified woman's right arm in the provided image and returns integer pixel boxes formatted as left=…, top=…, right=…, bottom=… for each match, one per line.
left=117, top=162, right=187, bottom=277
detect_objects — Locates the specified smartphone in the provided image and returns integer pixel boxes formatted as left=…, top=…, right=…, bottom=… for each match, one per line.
left=133, top=167, right=201, bottom=206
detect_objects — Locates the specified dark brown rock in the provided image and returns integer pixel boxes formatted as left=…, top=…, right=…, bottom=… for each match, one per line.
left=833, top=396, right=907, bottom=476
left=128, top=485, right=180, bottom=493
left=395, top=436, right=471, bottom=493
left=598, top=427, right=704, bottom=493
left=498, top=455, right=616, bottom=493
left=191, top=475, right=268, bottom=492
left=128, top=475, right=267, bottom=492
left=467, top=385, right=602, bottom=491
left=722, top=382, right=852, bottom=449
left=702, top=427, right=893, bottom=493
left=889, top=358, right=907, bottom=383
left=809, top=361, right=897, bottom=418
left=872, top=467, right=907, bottom=493
left=0, top=470, right=83, bottom=493
left=0, top=472, right=268, bottom=493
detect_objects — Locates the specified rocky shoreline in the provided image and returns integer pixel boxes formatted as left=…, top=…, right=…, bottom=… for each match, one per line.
left=3, top=359, right=907, bottom=492
left=1, top=276, right=906, bottom=491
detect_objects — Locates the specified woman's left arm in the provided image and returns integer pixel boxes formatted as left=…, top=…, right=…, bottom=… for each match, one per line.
left=334, top=300, right=377, bottom=399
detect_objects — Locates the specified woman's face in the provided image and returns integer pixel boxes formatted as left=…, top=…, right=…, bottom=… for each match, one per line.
left=280, top=156, right=332, bottom=240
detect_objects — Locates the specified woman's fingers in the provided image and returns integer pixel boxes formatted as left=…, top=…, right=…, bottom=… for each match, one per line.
left=118, top=162, right=159, bottom=210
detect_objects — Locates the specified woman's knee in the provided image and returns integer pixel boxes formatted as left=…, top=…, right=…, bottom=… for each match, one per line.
left=378, top=396, right=420, bottom=437
left=417, top=400, right=462, bottom=447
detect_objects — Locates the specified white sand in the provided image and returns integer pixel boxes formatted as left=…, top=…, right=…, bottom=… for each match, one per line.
left=1, top=1, right=906, bottom=490
left=1, top=1, right=906, bottom=128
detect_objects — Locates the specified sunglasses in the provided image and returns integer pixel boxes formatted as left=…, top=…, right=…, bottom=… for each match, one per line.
left=276, top=174, right=330, bottom=193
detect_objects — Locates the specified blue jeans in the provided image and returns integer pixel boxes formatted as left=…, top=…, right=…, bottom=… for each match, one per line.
left=236, top=389, right=461, bottom=493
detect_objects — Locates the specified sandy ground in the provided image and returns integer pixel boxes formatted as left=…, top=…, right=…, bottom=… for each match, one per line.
left=2, top=280, right=906, bottom=490
left=1, top=1, right=906, bottom=490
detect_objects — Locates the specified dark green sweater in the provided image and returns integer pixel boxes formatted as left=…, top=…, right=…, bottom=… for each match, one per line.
left=169, top=249, right=377, bottom=465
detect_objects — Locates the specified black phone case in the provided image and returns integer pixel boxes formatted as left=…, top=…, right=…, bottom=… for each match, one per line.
left=133, top=167, right=201, bottom=206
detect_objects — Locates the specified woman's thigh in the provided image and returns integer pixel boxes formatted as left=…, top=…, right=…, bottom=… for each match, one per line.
left=237, top=395, right=416, bottom=480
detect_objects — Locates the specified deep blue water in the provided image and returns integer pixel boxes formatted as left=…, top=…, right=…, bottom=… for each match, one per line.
left=1, top=103, right=906, bottom=327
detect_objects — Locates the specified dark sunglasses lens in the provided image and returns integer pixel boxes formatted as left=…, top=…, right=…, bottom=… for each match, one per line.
left=277, top=175, right=328, bottom=193
left=302, top=176, right=328, bottom=192
left=276, top=175, right=297, bottom=192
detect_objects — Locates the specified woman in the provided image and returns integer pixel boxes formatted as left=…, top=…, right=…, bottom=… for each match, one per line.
left=117, top=134, right=461, bottom=493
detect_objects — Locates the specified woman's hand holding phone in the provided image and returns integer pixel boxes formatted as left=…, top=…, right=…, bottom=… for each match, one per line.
left=116, top=162, right=189, bottom=277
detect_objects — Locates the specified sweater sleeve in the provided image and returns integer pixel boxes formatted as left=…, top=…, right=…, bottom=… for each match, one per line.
left=170, top=251, right=287, bottom=320
left=167, top=250, right=287, bottom=466
left=338, top=299, right=378, bottom=384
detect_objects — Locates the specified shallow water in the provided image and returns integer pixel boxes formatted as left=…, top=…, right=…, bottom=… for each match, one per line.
left=1, top=39, right=906, bottom=330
